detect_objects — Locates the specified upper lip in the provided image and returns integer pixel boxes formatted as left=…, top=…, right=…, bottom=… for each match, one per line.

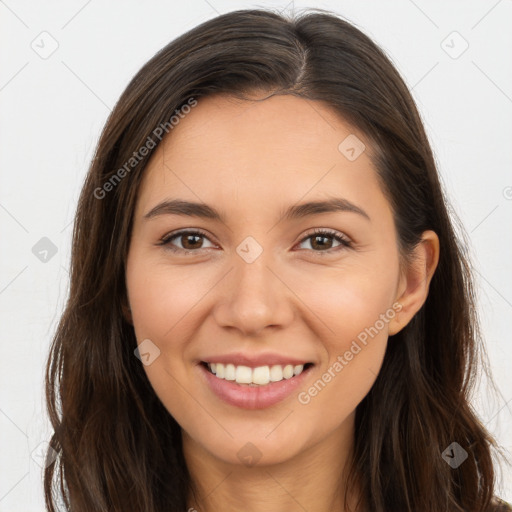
left=200, top=352, right=313, bottom=368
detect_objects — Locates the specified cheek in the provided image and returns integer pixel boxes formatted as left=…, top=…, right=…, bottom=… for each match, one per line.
left=293, top=289, right=391, bottom=430
left=125, top=257, right=211, bottom=416
left=126, top=258, right=212, bottom=344
left=298, top=258, right=398, bottom=350
left=292, top=257, right=398, bottom=410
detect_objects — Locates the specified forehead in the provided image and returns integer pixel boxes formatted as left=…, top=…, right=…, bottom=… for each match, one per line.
left=135, top=93, right=390, bottom=224
left=161, top=92, right=365, bottom=164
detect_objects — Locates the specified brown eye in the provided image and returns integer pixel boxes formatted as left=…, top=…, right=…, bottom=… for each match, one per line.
left=158, top=228, right=351, bottom=255
left=178, top=233, right=204, bottom=250
left=159, top=230, right=215, bottom=253
left=297, top=229, right=352, bottom=254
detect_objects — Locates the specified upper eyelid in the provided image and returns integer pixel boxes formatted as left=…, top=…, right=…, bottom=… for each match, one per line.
left=159, top=228, right=351, bottom=250
left=160, top=228, right=213, bottom=244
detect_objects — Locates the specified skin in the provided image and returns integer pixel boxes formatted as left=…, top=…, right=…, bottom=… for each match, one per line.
left=125, top=92, right=439, bottom=512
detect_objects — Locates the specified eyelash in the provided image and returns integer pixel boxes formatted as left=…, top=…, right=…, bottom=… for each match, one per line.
left=157, top=228, right=353, bottom=256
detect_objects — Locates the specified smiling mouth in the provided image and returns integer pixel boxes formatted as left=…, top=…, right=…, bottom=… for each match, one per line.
left=200, top=361, right=314, bottom=386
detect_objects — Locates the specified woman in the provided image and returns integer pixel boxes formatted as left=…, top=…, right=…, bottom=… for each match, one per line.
left=44, top=8, right=511, bottom=512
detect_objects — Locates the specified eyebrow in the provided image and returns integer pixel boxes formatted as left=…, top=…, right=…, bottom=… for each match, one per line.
left=143, top=197, right=371, bottom=223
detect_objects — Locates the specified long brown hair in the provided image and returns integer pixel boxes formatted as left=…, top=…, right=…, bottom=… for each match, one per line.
left=44, top=8, right=508, bottom=511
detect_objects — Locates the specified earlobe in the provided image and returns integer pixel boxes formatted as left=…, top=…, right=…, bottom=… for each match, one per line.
left=122, top=297, right=133, bottom=325
left=388, top=230, right=440, bottom=336
left=388, top=301, right=403, bottom=336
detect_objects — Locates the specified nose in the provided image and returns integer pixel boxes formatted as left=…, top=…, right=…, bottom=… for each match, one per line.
left=212, top=250, right=295, bottom=337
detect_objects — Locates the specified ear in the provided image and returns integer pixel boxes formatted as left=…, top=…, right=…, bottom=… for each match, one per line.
left=388, top=230, right=440, bottom=336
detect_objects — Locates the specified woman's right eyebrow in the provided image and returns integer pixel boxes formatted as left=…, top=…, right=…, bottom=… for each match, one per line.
left=143, top=197, right=371, bottom=223
left=144, top=199, right=221, bottom=221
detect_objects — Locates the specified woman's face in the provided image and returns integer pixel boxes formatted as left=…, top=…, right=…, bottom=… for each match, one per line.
left=125, top=93, right=409, bottom=467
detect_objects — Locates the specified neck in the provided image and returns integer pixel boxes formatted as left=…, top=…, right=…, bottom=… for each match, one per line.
left=183, top=415, right=361, bottom=512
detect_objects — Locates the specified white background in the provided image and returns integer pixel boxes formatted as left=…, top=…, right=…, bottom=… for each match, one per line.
left=0, top=0, right=511, bottom=509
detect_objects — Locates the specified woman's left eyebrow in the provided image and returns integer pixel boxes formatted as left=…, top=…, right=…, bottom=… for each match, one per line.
left=281, top=197, right=371, bottom=222
left=143, top=197, right=371, bottom=223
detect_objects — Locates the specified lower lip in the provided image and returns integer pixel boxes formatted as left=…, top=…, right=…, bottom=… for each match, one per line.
left=198, top=363, right=313, bottom=410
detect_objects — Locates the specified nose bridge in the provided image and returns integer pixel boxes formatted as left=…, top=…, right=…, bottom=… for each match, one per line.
left=213, top=238, right=293, bottom=335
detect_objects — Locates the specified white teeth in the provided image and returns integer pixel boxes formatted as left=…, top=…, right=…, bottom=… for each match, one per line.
left=252, top=366, right=270, bottom=385
left=207, top=362, right=308, bottom=385
left=283, top=364, right=294, bottom=379
left=216, top=363, right=225, bottom=378
left=225, top=363, right=236, bottom=381
left=235, top=365, right=252, bottom=384
left=293, top=364, right=303, bottom=375
left=269, top=365, right=283, bottom=382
